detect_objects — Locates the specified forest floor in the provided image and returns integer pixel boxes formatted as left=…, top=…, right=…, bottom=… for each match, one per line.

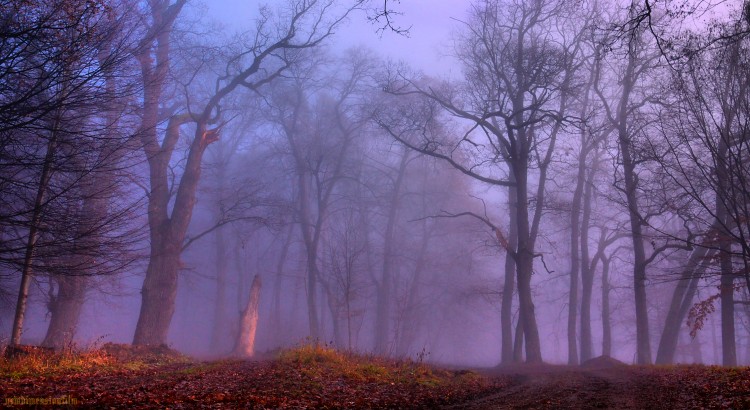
left=1, top=344, right=749, bottom=409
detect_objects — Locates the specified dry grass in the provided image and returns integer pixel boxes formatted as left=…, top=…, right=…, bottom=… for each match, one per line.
left=0, top=342, right=496, bottom=408
left=0, top=341, right=190, bottom=378
left=277, top=342, right=485, bottom=387
left=0, top=345, right=113, bottom=378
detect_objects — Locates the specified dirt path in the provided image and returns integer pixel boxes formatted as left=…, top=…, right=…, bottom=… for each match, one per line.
left=444, top=365, right=675, bottom=410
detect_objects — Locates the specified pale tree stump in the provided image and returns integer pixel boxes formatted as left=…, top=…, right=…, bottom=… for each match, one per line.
left=233, top=275, right=262, bottom=358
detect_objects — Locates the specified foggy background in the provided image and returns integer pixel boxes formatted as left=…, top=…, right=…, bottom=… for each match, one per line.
left=2, top=0, right=749, bottom=368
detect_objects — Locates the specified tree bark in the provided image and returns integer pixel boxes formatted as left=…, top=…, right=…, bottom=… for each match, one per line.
left=579, top=164, right=596, bottom=362
left=209, top=213, right=228, bottom=350
left=717, top=184, right=737, bottom=366
left=374, top=149, right=409, bottom=355
left=42, top=275, right=86, bottom=349
left=513, top=310, right=524, bottom=362
left=601, top=255, right=612, bottom=357
left=501, top=173, right=518, bottom=364
left=234, top=275, right=262, bottom=357
left=395, top=216, right=432, bottom=356
left=513, top=155, right=543, bottom=363
left=568, top=153, right=584, bottom=365
left=616, top=38, right=651, bottom=364
left=272, top=225, right=294, bottom=345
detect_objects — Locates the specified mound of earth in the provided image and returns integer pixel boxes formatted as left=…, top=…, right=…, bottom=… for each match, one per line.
left=99, top=342, right=189, bottom=364
left=580, top=355, right=628, bottom=369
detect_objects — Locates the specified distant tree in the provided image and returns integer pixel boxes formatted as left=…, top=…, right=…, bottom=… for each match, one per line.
left=321, top=209, right=367, bottom=350
left=378, top=0, right=583, bottom=363
left=593, top=2, right=667, bottom=364
left=263, top=49, right=375, bottom=340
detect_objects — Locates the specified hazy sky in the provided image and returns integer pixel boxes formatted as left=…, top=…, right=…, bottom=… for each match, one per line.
left=203, top=1, right=468, bottom=76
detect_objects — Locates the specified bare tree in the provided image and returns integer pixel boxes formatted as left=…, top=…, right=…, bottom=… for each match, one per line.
left=1, top=0, right=142, bottom=347
left=263, top=48, right=374, bottom=340
left=132, top=0, right=359, bottom=346
left=378, top=0, right=583, bottom=363
left=593, top=2, right=666, bottom=364
left=654, top=30, right=750, bottom=365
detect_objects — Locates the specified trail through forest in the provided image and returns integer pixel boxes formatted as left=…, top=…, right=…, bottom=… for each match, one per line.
left=451, top=365, right=657, bottom=409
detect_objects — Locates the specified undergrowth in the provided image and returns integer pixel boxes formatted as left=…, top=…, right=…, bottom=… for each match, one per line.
left=0, top=341, right=189, bottom=378
left=277, top=342, right=484, bottom=388
left=1, top=341, right=495, bottom=408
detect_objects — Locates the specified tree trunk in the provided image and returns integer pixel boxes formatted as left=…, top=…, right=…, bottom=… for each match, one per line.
left=272, top=225, right=294, bottom=345
left=134, top=243, right=181, bottom=345
left=133, top=120, right=212, bottom=345
left=42, top=36, right=123, bottom=349
left=501, top=174, right=518, bottom=364
left=42, top=275, right=87, bottom=349
left=716, top=132, right=737, bottom=366
left=513, top=310, right=524, bottom=362
left=568, top=154, right=584, bottom=365
left=131, top=0, right=187, bottom=346
left=210, top=227, right=228, bottom=350
left=579, top=164, right=596, bottom=362
left=655, top=245, right=714, bottom=364
left=11, top=116, right=60, bottom=346
left=375, top=149, right=409, bottom=355
left=718, top=228, right=737, bottom=366
left=513, top=158, right=542, bottom=363
left=616, top=40, right=651, bottom=364
left=601, top=255, right=612, bottom=357
left=395, top=218, right=431, bottom=356
left=621, top=133, right=651, bottom=365
left=234, top=275, right=262, bottom=357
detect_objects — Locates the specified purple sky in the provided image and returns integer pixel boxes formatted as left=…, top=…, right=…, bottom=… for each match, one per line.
left=203, top=1, right=468, bottom=76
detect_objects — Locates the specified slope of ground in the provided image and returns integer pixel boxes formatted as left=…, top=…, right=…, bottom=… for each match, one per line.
left=0, top=343, right=497, bottom=408
left=2, top=346, right=749, bottom=409
left=448, top=360, right=750, bottom=409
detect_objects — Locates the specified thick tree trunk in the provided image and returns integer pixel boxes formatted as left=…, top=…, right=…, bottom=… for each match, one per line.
left=134, top=244, right=181, bottom=345
left=514, top=160, right=542, bottom=363
left=42, top=275, right=87, bottom=349
left=132, top=0, right=187, bottom=346
left=134, top=120, right=211, bottom=345
left=234, top=275, right=262, bottom=357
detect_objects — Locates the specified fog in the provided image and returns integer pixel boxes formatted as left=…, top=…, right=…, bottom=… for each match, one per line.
left=2, top=0, right=750, bottom=368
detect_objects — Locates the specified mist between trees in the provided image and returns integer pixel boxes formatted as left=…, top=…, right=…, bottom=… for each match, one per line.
left=2, top=0, right=750, bottom=367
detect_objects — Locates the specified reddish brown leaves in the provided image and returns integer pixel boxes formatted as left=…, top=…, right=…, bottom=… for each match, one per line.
left=0, top=347, right=497, bottom=409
